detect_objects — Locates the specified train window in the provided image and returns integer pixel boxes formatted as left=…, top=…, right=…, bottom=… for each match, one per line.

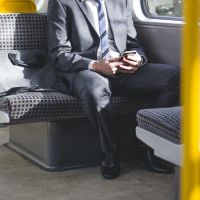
left=144, top=0, right=183, bottom=18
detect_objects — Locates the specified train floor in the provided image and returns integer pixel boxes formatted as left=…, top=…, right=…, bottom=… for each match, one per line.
left=0, top=128, right=175, bottom=200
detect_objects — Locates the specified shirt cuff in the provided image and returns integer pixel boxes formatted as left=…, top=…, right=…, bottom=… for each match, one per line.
left=88, top=60, right=97, bottom=71
left=140, top=55, right=147, bottom=66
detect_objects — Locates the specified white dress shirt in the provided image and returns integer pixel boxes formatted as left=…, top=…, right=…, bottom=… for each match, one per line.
left=84, top=0, right=120, bottom=60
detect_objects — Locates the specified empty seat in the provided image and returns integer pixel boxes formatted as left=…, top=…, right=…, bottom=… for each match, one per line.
left=136, top=106, right=182, bottom=166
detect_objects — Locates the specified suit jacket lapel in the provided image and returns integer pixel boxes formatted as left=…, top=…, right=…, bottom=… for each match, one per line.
left=75, top=0, right=97, bottom=34
left=105, top=0, right=115, bottom=27
left=105, top=0, right=120, bottom=51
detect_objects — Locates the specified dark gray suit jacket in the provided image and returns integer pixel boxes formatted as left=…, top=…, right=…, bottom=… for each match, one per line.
left=47, top=0, right=146, bottom=93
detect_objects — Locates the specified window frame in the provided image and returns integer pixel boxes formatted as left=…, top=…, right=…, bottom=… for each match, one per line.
left=131, top=0, right=183, bottom=26
left=141, top=0, right=183, bottom=20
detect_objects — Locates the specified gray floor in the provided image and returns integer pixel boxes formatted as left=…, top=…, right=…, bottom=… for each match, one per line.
left=0, top=128, right=175, bottom=200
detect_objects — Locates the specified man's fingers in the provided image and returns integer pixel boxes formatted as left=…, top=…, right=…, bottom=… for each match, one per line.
left=126, top=52, right=141, bottom=61
left=108, top=57, right=121, bottom=62
left=118, top=65, right=132, bottom=70
left=122, top=57, right=140, bottom=67
left=112, top=66, right=118, bottom=73
left=118, top=64, right=137, bottom=71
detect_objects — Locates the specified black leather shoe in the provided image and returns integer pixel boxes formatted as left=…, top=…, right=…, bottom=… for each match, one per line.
left=100, top=151, right=120, bottom=179
left=100, top=161, right=120, bottom=179
left=142, top=147, right=174, bottom=174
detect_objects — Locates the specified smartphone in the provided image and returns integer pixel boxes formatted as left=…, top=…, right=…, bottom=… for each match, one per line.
left=123, top=50, right=137, bottom=56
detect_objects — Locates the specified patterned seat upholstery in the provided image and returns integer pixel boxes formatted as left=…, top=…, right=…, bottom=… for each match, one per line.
left=0, top=92, right=152, bottom=124
left=136, top=106, right=181, bottom=144
left=0, top=14, right=47, bottom=50
left=0, top=14, right=153, bottom=124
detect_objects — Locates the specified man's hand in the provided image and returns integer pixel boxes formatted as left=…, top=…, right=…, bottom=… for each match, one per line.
left=117, top=52, right=143, bottom=73
left=92, top=60, right=120, bottom=75
left=91, top=52, right=143, bottom=75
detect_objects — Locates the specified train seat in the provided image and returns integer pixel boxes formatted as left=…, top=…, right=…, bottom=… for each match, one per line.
left=136, top=106, right=182, bottom=167
left=0, top=13, right=154, bottom=171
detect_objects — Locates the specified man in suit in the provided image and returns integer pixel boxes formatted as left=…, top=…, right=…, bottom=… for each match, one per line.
left=47, top=0, right=179, bottom=179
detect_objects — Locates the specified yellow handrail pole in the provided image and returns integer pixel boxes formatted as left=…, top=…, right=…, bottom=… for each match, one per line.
left=0, top=0, right=36, bottom=13
left=181, top=0, right=200, bottom=200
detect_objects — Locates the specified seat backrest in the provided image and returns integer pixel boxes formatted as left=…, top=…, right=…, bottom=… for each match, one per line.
left=0, top=13, right=47, bottom=50
left=0, top=14, right=56, bottom=92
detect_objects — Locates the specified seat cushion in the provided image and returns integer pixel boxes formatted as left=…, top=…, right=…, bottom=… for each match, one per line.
left=0, top=92, right=152, bottom=124
left=136, top=107, right=181, bottom=144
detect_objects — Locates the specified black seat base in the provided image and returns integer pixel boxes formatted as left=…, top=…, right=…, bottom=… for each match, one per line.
left=7, top=114, right=140, bottom=171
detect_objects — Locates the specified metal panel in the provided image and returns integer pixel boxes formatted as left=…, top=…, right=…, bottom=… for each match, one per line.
left=135, top=22, right=182, bottom=66
left=136, top=127, right=182, bottom=166
left=9, top=122, right=49, bottom=161
left=7, top=115, right=139, bottom=171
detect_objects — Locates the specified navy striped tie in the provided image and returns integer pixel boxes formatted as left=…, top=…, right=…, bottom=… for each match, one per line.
left=96, top=0, right=110, bottom=59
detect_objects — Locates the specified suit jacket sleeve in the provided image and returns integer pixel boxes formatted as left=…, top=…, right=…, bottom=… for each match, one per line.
left=47, top=0, right=93, bottom=73
left=125, top=0, right=147, bottom=64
